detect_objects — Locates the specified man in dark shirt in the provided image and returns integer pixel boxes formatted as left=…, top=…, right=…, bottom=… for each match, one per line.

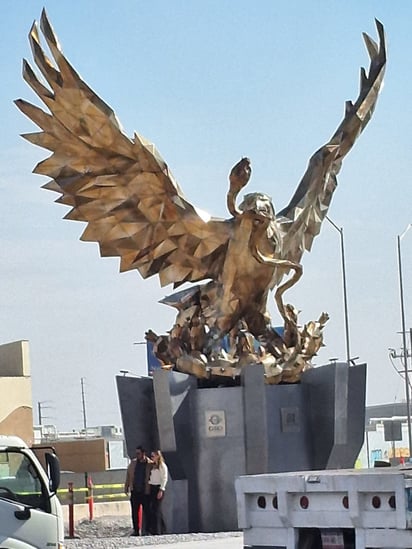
left=124, top=446, right=153, bottom=535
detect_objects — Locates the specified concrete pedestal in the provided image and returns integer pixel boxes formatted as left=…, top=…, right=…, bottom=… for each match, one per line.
left=116, top=362, right=366, bottom=533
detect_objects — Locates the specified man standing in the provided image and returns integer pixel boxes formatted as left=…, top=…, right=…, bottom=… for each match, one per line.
left=124, top=446, right=153, bottom=535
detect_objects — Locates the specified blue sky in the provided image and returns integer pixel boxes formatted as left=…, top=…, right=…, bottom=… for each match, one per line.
left=1, top=1, right=412, bottom=430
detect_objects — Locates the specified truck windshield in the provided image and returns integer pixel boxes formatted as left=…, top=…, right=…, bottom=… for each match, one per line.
left=0, top=450, right=48, bottom=511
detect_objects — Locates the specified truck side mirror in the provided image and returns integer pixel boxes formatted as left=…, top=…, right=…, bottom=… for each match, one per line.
left=45, top=453, right=61, bottom=493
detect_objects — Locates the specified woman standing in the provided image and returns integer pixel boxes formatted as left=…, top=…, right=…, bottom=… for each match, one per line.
left=148, top=450, right=168, bottom=535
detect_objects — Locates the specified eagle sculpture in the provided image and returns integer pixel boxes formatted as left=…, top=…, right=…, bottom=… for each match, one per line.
left=16, top=12, right=386, bottom=383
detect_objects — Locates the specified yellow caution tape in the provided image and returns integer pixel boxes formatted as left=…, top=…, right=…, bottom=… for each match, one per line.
left=58, top=487, right=88, bottom=494
left=92, top=484, right=124, bottom=489
left=57, top=483, right=127, bottom=502
left=58, top=483, right=123, bottom=493
left=88, top=493, right=128, bottom=500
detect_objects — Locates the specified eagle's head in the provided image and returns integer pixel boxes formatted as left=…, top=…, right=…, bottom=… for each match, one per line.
left=239, top=192, right=275, bottom=221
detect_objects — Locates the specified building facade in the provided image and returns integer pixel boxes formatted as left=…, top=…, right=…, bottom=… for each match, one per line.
left=0, top=340, right=33, bottom=444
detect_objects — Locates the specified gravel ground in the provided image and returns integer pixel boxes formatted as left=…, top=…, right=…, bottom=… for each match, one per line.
left=64, top=516, right=242, bottom=548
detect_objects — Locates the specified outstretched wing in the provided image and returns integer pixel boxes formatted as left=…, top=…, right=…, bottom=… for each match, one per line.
left=15, top=10, right=231, bottom=288
left=276, top=20, right=386, bottom=264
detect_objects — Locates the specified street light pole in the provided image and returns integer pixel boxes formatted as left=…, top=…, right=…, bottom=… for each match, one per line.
left=326, top=216, right=351, bottom=366
left=80, top=377, right=88, bottom=436
left=397, top=223, right=412, bottom=458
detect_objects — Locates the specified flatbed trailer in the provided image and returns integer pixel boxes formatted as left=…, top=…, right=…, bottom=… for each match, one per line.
left=236, top=466, right=412, bottom=548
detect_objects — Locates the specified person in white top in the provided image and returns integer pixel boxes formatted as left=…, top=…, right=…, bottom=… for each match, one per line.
left=148, top=450, right=168, bottom=534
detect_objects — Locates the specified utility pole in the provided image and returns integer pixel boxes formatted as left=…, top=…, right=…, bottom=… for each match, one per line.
left=397, top=225, right=412, bottom=459
left=38, top=401, right=43, bottom=426
left=80, top=377, right=88, bottom=436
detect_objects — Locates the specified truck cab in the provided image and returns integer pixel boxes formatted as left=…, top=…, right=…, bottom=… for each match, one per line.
left=0, top=435, right=64, bottom=549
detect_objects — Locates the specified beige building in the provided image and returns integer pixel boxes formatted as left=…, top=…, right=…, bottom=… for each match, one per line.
left=0, top=340, right=33, bottom=444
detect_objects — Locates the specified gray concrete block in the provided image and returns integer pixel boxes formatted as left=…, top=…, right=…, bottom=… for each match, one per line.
left=116, top=362, right=367, bottom=532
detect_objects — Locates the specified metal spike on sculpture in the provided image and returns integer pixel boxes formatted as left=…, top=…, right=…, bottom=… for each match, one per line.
left=16, top=11, right=386, bottom=384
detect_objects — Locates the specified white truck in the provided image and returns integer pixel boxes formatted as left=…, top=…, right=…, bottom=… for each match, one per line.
left=236, top=466, right=412, bottom=549
left=0, top=435, right=64, bottom=549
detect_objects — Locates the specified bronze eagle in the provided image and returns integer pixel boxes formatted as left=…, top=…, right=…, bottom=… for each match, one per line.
left=16, top=12, right=385, bottom=380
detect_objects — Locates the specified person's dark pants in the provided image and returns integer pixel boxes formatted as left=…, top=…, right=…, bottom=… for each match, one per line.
left=149, top=484, right=166, bottom=535
left=130, top=490, right=150, bottom=534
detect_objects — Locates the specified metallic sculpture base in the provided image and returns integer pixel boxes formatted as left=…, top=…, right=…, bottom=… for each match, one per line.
left=116, top=362, right=366, bottom=533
